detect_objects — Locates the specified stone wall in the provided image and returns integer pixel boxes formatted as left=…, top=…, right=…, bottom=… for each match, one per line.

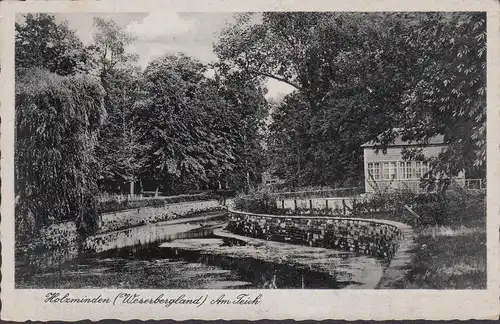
left=227, top=209, right=407, bottom=261
left=18, top=200, right=221, bottom=255
left=100, top=200, right=220, bottom=233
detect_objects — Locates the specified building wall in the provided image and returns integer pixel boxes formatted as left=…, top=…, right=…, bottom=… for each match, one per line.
left=363, top=145, right=446, bottom=162
left=363, top=145, right=464, bottom=193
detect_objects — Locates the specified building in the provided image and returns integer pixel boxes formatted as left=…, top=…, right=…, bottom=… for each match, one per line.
left=361, top=130, right=465, bottom=193
left=262, top=171, right=284, bottom=186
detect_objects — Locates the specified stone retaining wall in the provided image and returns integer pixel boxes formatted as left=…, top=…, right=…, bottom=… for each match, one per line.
left=18, top=200, right=221, bottom=255
left=227, top=209, right=409, bottom=261
left=100, top=200, right=220, bottom=233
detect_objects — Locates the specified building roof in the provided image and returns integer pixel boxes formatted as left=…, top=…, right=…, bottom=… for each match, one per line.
left=361, top=128, right=445, bottom=148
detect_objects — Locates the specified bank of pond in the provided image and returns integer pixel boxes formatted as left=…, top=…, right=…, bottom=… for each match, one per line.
left=14, top=191, right=425, bottom=290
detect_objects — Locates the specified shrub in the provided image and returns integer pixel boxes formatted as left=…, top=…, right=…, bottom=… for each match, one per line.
left=352, top=190, right=415, bottom=215
left=352, top=189, right=486, bottom=227
left=233, top=191, right=279, bottom=214
left=412, top=189, right=485, bottom=227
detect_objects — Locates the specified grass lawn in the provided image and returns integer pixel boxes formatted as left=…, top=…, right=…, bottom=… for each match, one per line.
left=377, top=222, right=487, bottom=289
left=357, top=199, right=486, bottom=289
left=398, top=225, right=486, bottom=289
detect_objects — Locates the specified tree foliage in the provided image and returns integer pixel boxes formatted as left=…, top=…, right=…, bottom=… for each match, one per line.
left=214, top=69, right=269, bottom=191
left=216, top=13, right=398, bottom=186
left=133, top=55, right=268, bottom=192
left=15, top=14, right=106, bottom=241
left=396, top=13, right=486, bottom=181
left=92, top=18, right=144, bottom=186
left=216, top=12, right=486, bottom=187
left=135, top=55, right=231, bottom=189
left=92, top=17, right=138, bottom=78
left=15, top=13, right=96, bottom=77
left=15, top=69, right=105, bottom=240
left=95, top=66, right=145, bottom=185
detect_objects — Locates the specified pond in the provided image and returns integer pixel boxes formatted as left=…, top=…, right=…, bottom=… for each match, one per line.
left=16, top=236, right=385, bottom=289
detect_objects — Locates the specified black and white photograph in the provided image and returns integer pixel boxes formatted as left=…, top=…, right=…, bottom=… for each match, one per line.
left=1, top=0, right=499, bottom=321
left=11, top=9, right=489, bottom=290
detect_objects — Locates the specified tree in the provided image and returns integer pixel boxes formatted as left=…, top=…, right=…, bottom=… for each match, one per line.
left=15, top=69, right=106, bottom=241
left=267, top=93, right=307, bottom=187
left=214, top=68, right=269, bottom=191
left=395, top=13, right=486, bottom=186
left=95, top=66, right=146, bottom=187
left=91, top=18, right=143, bottom=189
left=134, top=55, right=236, bottom=191
left=216, top=13, right=408, bottom=186
left=92, top=17, right=138, bottom=79
left=15, top=13, right=96, bottom=76
left=218, top=12, right=486, bottom=189
left=15, top=14, right=106, bottom=242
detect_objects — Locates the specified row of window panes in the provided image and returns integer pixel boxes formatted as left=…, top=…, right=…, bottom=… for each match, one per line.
left=367, top=161, right=429, bottom=180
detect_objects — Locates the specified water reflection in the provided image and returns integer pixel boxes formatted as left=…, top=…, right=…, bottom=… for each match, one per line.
left=17, top=238, right=357, bottom=289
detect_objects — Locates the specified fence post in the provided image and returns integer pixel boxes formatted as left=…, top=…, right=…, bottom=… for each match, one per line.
left=309, top=199, right=313, bottom=211
left=294, top=199, right=297, bottom=210
left=282, top=200, right=285, bottom=209
left=342, top=199, right=346, bottom=215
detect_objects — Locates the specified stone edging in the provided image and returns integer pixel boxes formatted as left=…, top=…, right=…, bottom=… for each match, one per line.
left=375, top=224, right=416, bottom=289
left=227, top=208, right=405, bottom=230
left=228, top=208, right=415, bottom=289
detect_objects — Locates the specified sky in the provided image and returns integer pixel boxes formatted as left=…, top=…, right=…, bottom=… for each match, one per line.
left=20, top=12, right=295, bottom=100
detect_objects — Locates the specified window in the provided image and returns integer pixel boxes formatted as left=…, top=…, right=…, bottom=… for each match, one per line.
left=367, top=162, right=381, bottom=180
left=398, top=162, right=412, bottom=179
left=415, top=162, right=422, bottom=179
left=382, top=162, right=397, bottom=180
left=415, top=161, right=429, bottom=179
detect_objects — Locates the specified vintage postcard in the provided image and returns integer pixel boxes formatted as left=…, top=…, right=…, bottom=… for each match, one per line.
left=1, top=0, right=499, bottom=321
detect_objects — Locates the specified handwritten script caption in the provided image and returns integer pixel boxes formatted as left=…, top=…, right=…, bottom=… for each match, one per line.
left=44, top=292, right=262, bottom=307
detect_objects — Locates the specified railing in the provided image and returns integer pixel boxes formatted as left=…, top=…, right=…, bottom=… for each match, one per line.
left=270, top=187, right=363, bottom=199
left=463, top=179, right=486, bottom=190
left=366, top=179, right=486, bottom=192
left=275, top=197, right=355, bottom=215
left=366, top=179, right=423, bottom=193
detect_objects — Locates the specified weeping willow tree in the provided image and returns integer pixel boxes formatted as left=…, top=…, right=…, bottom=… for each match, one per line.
left=15, top=69, right=106, bottom=243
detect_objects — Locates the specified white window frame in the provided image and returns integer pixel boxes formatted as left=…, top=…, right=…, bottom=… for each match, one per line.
left=367, top=162, right=381, bottom=180
left=382, top=162, right=397, bottom=180
left=368, top=159, right=431, bottom=182
left=398, top=161, right=413, bottom=179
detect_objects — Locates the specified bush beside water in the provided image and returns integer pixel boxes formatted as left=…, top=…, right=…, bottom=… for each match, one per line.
left=233, top=191, right=279, bottom=214
left=352, top=189, right=485, bottom=228
left=235, top=187, right=485, bottom=228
